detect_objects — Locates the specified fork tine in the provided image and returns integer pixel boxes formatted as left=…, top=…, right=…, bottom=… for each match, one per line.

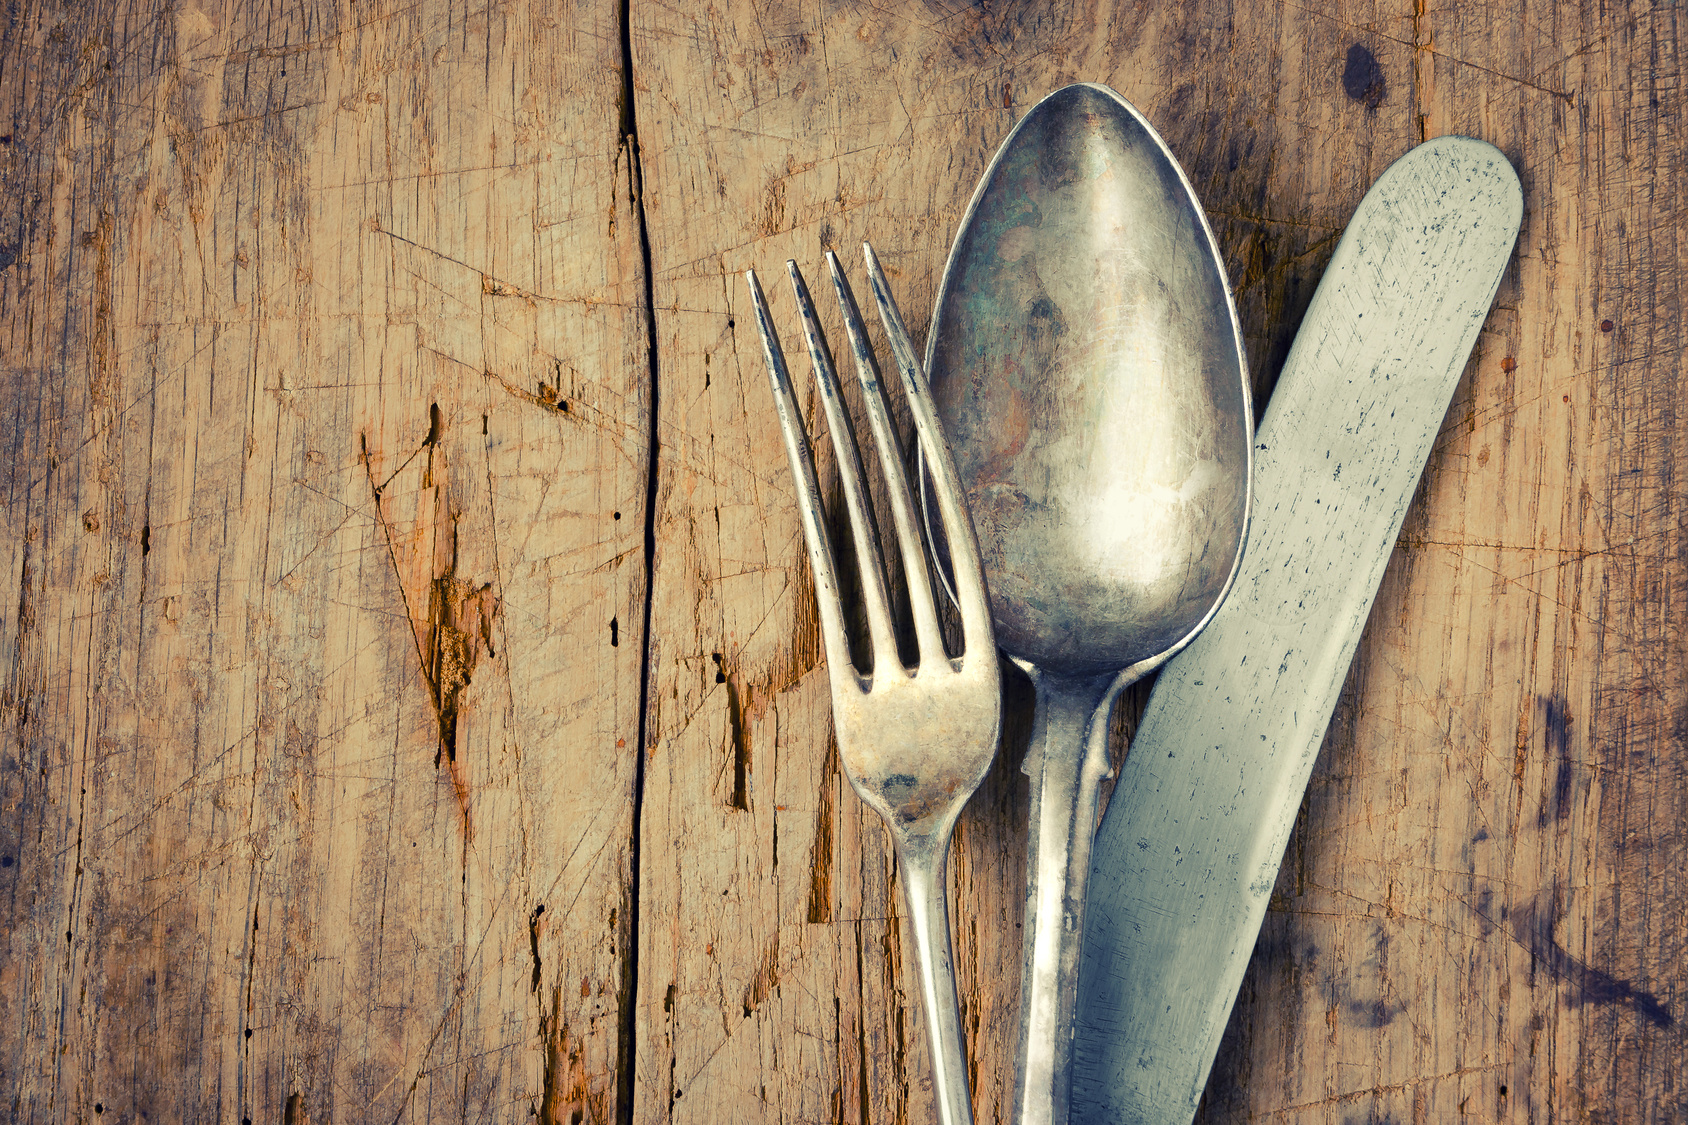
left=823, top=251, right=950, bottom=672
left=860, top=242, right=996, bottom=661
left=786, top=262, right=903, bottom=674
left=746, top=268, right=858, bottom=682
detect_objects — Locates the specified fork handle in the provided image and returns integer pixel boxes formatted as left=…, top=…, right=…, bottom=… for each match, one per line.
left=1013, top=670, right=1121, bottom=1125
left=899, top=832, right=976, bottom=1125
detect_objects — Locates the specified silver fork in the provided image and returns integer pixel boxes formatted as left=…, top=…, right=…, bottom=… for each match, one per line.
left=747, top=244, right=1002, bottom=1125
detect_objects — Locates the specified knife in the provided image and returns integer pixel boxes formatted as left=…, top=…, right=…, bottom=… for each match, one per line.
left=1070, top=136, right=1523, bottom=1122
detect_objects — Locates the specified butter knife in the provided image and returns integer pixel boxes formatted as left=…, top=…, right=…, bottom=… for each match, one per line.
left=1071, top=135, right=1523, bottom=1122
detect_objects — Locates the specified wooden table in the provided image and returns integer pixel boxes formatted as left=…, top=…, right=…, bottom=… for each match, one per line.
left=1, top=2, right=1680, bottom=1120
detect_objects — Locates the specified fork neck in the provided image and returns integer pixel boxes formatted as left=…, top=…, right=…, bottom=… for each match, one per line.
left=895, top=833, right=977, bottom=1125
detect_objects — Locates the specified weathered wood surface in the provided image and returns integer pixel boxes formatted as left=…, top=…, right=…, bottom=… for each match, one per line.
left=0, top=1, right=1680, bottom=1122
left=0, top=0, right=651, bottom=1119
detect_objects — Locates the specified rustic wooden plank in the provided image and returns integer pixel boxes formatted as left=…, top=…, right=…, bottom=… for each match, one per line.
left=630, top=2, right=1682, bottom=1122
left=1203, top=6, right=1685, bottom=1121
left=0, top=0, right=649, bottom=1120
left=1, top=0, right=1680, bottom=1121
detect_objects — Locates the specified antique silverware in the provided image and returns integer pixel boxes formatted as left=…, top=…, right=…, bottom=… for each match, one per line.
left=1073, top=136, right=1523, bottom=1122
left=923, top=84, right=1253, bottom=1125
left=748, top=244, right=1001, bottom=1125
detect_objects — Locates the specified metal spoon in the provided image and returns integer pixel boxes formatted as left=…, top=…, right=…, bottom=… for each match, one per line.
left=923, top=84, right=1253, bottom=1125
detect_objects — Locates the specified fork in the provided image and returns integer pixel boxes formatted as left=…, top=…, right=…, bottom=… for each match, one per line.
left=747, top=244, right=1002, bottom=1125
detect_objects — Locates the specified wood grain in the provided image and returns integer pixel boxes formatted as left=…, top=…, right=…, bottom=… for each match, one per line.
left=1, top=0, right=1681, bottom=1121
left=0, top=0, right=650, bottom=1120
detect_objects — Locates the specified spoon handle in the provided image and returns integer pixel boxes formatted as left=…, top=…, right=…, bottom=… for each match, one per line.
left=1014, top=671, right=1120, bottom=1125
left=895, top=832, right=977, bottom=1125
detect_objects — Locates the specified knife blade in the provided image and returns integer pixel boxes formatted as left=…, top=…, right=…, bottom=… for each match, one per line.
left=1070, top=135, right=1523, bottom=1122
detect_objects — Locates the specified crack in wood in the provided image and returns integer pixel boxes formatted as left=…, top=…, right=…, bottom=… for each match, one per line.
left=740, top=938, right=781, bottom=1018
left=359, top=418, right=501, bottom=839
left=807, top=740, right=836, bottom=924
left=539, top=983, right=610, bottom=1124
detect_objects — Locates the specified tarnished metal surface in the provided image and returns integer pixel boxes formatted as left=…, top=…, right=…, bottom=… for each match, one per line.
left=928, top=83, right=1251, bottom=678
left=750, top=246, right=1002, bottom=1125
left=926, top=84, right=1252, bottom=1125
left=1072, top=137, right=1524, bottom=1123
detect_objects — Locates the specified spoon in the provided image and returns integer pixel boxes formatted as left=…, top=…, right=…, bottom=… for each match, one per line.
left=923, top=84, right=1253, bottom=1125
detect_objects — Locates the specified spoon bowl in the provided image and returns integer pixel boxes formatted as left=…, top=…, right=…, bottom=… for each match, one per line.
left=924, top=83, right=1252, bottom=1125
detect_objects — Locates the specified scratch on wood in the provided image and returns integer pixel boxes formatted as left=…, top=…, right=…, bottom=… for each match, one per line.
left=884, top=898, right=910, bottom=1112
left=716, top=623, right=821, bottom=813
left=741, top=938, right=781, bottom=1018
left=854, top=922, right=872, bottom=1125
left=1512, top=694, right=1532, bottom=781
left=806, top=742, right=836, bottom=924
left=377, top=225, right=539, bottom=300
left=1412, top=0, right=1433, bottom=141
left=360, top=420, right=502, bottom=838
left=475, top=361, right=646, bottom=447
left=530, top=904, right=547, bottom=993
left=725, top=674, right=750, bottom=811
